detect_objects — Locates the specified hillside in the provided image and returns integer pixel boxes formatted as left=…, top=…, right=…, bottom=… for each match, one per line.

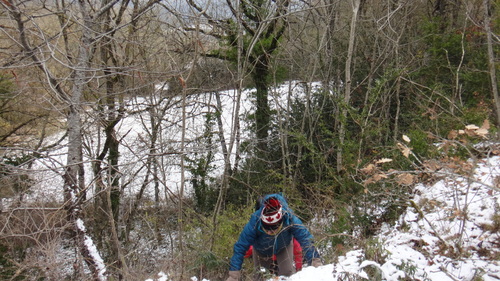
left=148, top=155, right=500, bottom=281
left=2, top=81, right=498, bottom=281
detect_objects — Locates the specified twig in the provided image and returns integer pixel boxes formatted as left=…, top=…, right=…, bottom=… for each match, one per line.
left=439, top=265, right=460, bottom=281
left=409, top=200, right=451, bottom=250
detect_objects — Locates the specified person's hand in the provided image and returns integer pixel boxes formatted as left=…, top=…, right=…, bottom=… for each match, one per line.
left=226, top=270, right=240, bottom=281
left=311, top=258, right=323, bottom=267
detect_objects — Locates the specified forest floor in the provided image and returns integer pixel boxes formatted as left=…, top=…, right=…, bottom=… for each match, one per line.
left=148, top=156, right=500, bottom=281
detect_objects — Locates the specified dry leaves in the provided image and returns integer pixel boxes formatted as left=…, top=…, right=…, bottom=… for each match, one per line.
left=360, top=163, right=377, bottom=174
left=361, top=158, right=393, bottom=186
left=363, top=173, right=388, bottom=186
left=396, top=173, right=416, bottom=185
left=361, top=134, right=419, bottom=186
left=422, top=160, right=442, bottom=172
left=448, top=120, right=490, bottom=140
left=361, top=121, right=492, bottom=189
left=376, top=158, right=393, bottom=164
left=397, top=142, right=412, bottom=158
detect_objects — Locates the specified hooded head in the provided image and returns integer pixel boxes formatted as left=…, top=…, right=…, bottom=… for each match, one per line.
left=260, top=196, right=284, bottom=233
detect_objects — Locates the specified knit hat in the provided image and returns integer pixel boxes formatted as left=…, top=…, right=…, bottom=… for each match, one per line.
left=261, top=197, right=283, bottom=226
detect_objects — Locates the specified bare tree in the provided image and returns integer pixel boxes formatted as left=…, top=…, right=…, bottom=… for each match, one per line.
left=483, top=0, right=500, bottom=125
left=337, top=0, right=360, bottom=172
left=1, top=0, right=108, bottom=278
left=0, top=0, right=162, bottom=279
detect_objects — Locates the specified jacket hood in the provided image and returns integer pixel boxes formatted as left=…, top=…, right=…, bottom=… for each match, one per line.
left=258, top=193, right=291, bottom=214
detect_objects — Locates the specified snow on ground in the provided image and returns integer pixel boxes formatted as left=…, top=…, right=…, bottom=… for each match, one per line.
left=146, top=156, right=500, bottom=281
left=296, top=156, right=499, bottom=281
left=8, top=80, right=498, bottom=281
left=26, top=81, right=319, bottom=203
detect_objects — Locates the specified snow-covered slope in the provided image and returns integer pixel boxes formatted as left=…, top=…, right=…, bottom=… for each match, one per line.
left=293, top=156, right=499, bottom=281
left=17, top=80, right=498, bottom=281
left=148, top=156, right=500, bottom=281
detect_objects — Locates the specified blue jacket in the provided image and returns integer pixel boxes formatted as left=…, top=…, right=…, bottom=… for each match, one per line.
left=229, top=193, right=320, bottom=271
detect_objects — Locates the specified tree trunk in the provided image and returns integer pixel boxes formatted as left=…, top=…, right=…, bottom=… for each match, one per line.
left=483, top=0, right=500, bottom=125
left=210, top=91, right=235, bottom=250
left=252, top=58, right=271, bottom=156
left=337, top=0, right=360, bottom=172
left=64, top=0, right=107, bottom=278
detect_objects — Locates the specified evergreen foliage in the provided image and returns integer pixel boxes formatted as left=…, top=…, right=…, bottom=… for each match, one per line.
left=0, top=0, right=498, bottom=279
left=187, top=112, right=218, bottom=214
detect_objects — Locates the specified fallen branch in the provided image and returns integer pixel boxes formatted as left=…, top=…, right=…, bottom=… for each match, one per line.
left=409, top=200, right=451, bottom=250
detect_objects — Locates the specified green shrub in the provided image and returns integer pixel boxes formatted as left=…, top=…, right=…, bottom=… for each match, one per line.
left=183, top=205, right=255, bottom=280
left=325, top=206, right=355, bottom=252
left=405, top=129, right=436, bottom=159
left=363, top=238, right=388, bottom=264
left=0, top=243, right=17, bottom=280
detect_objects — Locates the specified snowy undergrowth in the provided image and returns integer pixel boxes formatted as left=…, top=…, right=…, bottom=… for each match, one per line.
left=8, top=81, right=497, bottom=281
left=147, top=156, right=500, bottom=281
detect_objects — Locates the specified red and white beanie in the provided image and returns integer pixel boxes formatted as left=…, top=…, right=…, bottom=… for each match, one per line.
left=261, top=197, right=283, bottom=225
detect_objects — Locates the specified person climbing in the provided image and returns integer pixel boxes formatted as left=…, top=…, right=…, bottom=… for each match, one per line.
left=244, top=237, right=303, bottom=273
left=225, top=193, right=322, bottom=281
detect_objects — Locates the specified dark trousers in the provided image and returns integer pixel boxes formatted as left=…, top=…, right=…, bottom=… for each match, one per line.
left=252, top=240, right=296, bottom=281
